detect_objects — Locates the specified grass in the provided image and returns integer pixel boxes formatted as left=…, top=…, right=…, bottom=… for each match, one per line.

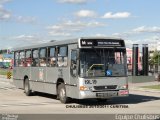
left=0, top=68, right=12, bottom=76
left=142, top=85, right=160, bottom=90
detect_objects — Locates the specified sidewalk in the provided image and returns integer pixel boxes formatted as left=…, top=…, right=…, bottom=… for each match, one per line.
left=129, top=81, right=160, bottom=93
left=0, top=75, right=13, bottom=84
left=0, top=75, right=6, bottom=78
left=0, top=75, right=13, bottom=79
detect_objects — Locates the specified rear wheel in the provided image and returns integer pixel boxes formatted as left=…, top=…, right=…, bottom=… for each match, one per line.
left=58, top=84, right=69, bottom=104
left=24, top=78, right=32, bottom=96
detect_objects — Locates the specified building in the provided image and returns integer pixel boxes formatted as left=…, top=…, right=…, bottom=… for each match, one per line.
left=126, top=48, right=142, bottom=72
left=0, top=49, right=13, bottom=68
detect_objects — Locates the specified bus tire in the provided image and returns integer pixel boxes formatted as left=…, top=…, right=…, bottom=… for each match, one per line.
left=24, top=78, right=32, bottom=96
left=58, top=84, right=69, bottom=104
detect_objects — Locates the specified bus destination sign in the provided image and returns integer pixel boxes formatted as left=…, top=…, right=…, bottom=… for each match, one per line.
left=80, top=39, right=124, bottom=47
left=97, top=41, right=121, bottom=46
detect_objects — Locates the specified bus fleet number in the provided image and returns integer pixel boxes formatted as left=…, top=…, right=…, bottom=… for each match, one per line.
left=85, top=80, right=97, bottom=84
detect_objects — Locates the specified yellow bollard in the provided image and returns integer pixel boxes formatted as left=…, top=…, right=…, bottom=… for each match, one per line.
left=7, top=71, right=12, bottom=79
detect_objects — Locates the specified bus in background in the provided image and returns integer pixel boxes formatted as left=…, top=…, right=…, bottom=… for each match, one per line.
left=13, top=37, right=128, bottom=103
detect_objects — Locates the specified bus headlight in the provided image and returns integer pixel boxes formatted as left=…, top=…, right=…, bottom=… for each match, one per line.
left=80, top=86, right=89, bottom=91
left=117, top=84, right=128, bottom=89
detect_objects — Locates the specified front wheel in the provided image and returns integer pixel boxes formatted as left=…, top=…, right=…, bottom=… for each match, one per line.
left=58, top=84, right=69, bottom=104
left=24, top=78, right=32, bottom=96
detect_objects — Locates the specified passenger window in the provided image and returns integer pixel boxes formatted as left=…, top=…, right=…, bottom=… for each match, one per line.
left=48, top=47, right=56, bottom=67
left=40, top=48, right=46, bottom=58
left=19, top=51, right=25, bottom=67
left=25, top=50, right=31, bottom=67
left=58, top=46, right=67, bottom=56
left=32, top=49, right=39, bottom=67
left=39, top=48, right=47, bottom=67
left=49, top=48, right=55, bottom=57
left=58, top=46, right=68, bottom=67
left=14, top=52, right=19, bottom=67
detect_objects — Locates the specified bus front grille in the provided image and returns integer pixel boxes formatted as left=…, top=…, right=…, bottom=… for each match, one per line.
left=93, top=85, right=117, bottom=91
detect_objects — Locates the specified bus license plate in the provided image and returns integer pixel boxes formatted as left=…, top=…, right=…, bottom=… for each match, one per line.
left=96, top=92, right=118, bottom=98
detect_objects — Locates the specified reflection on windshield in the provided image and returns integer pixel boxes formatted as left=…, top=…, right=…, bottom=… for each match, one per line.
left=80, top=49, right=126, bottom=77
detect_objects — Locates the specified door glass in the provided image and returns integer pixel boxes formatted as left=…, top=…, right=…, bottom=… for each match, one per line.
left=71, top=50, right=77, bottom=77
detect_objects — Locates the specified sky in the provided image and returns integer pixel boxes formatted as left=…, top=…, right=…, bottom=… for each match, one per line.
left=0, top=0, right=160, bottom=50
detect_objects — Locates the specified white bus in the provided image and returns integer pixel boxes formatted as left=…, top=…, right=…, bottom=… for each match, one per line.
left=13, top=37, right=129, bottom=103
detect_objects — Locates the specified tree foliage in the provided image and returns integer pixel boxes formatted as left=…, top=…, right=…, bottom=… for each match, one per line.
left=149, top=50, right=160, bottom=65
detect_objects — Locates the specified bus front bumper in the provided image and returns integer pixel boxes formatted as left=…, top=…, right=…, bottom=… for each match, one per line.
left=79, top=89, right=129, bottom=99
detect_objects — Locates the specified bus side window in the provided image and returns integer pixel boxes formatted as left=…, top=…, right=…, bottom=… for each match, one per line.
left=19, top=51, right=25, bottom=67
left=25, top=50, right=32, bottom=67
left=39, top=48, right=47, bottom=67
left=32, top=49, right=39, bottom=67
left=48, top=47, right=56, bottom=67
left=57, top=46, right=68, bottom=67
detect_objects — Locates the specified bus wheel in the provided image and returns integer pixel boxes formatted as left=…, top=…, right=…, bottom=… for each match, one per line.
left=58, top=84, right=69, bottom=104
left=24, top=78, right=32, bottom=96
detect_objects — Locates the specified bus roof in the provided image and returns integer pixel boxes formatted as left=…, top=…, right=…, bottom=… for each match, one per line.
left=12, top=37, right=124, bottom=51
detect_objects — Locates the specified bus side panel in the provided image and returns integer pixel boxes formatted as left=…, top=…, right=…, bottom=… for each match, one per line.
left=13, top=67, right=31, bottom=89
left=30, top=67, right=45, bottom=92
left=30, top=82, right=46, bottom=93
left=45, top=67, right=59, bottom=95
left=43, top=83, right=57, bottom=95
left=45, top=67, right=70, bottom=95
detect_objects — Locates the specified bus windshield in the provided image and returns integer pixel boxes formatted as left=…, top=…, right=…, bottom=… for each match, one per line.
left=79, top=48, right=126, bottom=77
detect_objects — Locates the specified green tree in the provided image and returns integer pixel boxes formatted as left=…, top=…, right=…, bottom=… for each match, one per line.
left=149, top=50, right=160, bottom=71
left=153, top=50, right=160, bottom=64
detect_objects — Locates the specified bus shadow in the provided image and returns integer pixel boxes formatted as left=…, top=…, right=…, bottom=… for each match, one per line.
left=72, top=94, right=160, bottom=105
left=33, top=92, right=58, bottom=99
left=32, top=92, right=160, bottom=105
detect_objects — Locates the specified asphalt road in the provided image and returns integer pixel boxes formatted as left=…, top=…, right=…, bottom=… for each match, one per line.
left=0, top=77, right=160, bottom=115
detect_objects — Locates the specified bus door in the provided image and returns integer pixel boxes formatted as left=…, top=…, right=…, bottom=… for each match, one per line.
left=69, top=49, right=79, bottom=98
left=30, top=49, right=46, bottom=92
